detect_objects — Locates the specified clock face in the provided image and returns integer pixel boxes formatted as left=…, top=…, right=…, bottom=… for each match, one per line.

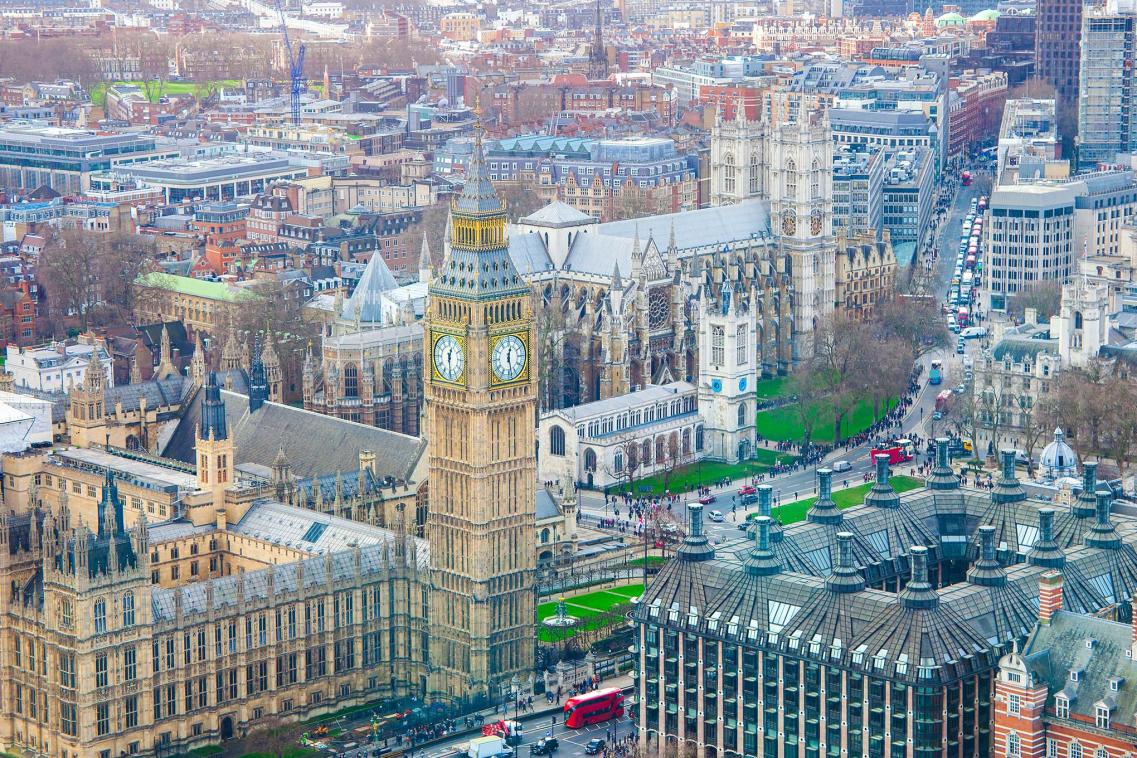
left=739, top=377, right=748, bottom=392
left=781, top=210, right=796, bottom=236
left=491, top=334, right=527, bottom=383
left=811, top=210, right=823, bottom=236
left=433, top=333, right=465, bottom=383
left=711, top=378, right=723, bottom=393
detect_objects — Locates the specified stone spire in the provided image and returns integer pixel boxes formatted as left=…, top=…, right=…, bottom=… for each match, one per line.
left=154, top=323, right=177, bottom=379
left=419, top=234, right=433, bottom=284
left=190, top=331, right=206, bottom=386
left=200, top=371, right=228, bottom=441
left=248, top=335, right=268, bottom=413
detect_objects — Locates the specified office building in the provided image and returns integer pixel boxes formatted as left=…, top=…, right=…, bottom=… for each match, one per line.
left=832, top=144, right=884, bottom=239
left=986, top=184, right=1076, bottom=311
left=1077, top=0, right=1137, bottom=171
left=1035, top=0, right=1083, bottom=151
left=882, top=147, right=934, bottom=249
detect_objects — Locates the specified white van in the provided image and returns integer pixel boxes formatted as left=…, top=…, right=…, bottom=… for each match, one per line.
left=961, top=326, right=987, bottom=338
left=832, top=460, right=852, bottom=473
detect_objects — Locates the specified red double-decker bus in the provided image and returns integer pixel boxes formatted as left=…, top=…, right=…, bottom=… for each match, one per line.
left=564, top=688, right=625, bottom=728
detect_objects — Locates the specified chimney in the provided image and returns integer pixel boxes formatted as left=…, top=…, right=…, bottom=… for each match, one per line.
left=807, top=468, right=842, bottom=524
left=968, top=525, right=1006, bottom=586
left=875, top=453, right=890, bottom=484
left=676, top=503, right=715, bottom=563
left=992, top=449, right=1026, bottom=504
left=1074, top=460, right=1098, bottom=519
left=928, top=437, right=959, bottom=490
left=1039, top=570, right=1063, bottom=625
left=757, top=484, right=783, bottom=543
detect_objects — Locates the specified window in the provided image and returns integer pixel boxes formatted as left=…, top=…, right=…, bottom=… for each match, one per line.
left=125, top=695, right=138, bottom=729
left=122, top=591, right=135, bottom=627
left=1008, top=693, right=1020, bottom=715
left=722, top=153, right=735, bottom=195
left=1096, top=706, right=1110, bottom=729
left=1070, top=742, right=1083, bottom=758
left=61, top=703, right=77, bottom=737
left=59, top=598, right=72, bottom=629
left=737, top=402, right=747, bottom=427
left=711, top=326, right=725, bottom=366
left=95, top=653, right=108, bottom=688
left=94, top=599, right=106, bottom=633
left=1056, top=696, right=1070, bottom=719
left=1095, top=748, right=1108, bottom=758
left=549, top=425, right=565, bottom=457
left=785, top=158, right=797, bottom=197
left=736, top=324, right=748, bottom=364
left=96, top=703, right=110, bottom=736
left=1007, top=732, right=1020, bottom=756
left=59, top=652, right=75, bottom=689
left=124, top=646, right=136, bottom=681
left=344, top=363, right=359, bottom=398
left=1047, top=739, right=1058, bottom=758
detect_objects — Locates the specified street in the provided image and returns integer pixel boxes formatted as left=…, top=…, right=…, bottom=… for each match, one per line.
left=417, top=710, right=637, bottom=758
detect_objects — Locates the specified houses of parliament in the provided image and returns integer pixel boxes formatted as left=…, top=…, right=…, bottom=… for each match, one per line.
left=0, top=129, right=541, bottom=758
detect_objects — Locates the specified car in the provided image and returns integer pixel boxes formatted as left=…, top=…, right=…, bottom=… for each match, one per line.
left=585, top=739, right=606, bottom=755
left=530, top=738, right=559, bottom=755
left=707, top=510, right=725, bottom=522
left=949, top=324, right=961, bottom=334
left=954, top=384, right=966, bottom=394
left=738, top=521, right=752, bottom=531
left=740, top=493, right=759, bottom=506
left=832, top=460, right=852, bottom=473
left=956, top=344, right=966, bottom=354
left=932, top=411, right=943, bottom=421
left=738, top=485, right=756, bottom=496
left=698, top=494, right=717, bottom=505
left=660, top=522, right=679, bottom=533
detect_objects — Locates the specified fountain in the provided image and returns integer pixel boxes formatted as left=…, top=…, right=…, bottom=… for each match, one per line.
left=542, top=596, right=580, bottom=628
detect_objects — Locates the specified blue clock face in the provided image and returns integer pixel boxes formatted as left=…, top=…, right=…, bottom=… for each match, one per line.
left=739, top=378, right=748, bottom=392
left=711, top=379, right=722, bottom=393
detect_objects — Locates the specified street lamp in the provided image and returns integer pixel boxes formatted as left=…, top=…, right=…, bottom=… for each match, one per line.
left=511, top=675, right=520, bottom=720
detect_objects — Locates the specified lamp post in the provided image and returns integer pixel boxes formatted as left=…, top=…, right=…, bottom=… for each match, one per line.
left=511, top=675, right=520, bottom=720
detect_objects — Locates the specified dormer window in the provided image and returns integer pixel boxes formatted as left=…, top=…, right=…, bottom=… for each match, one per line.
left=1055, top=696, right=1070, bottom=719
left=1096, top=705, right=1110, bottom=729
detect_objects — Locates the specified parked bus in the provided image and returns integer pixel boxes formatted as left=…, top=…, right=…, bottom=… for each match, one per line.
left=929, top=359, right=943, bottom=385
left=957, top=307, right=970, bottom=327
left=564, top=688, right=625, bottom=728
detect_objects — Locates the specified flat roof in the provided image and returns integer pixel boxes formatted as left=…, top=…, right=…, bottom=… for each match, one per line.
left=51, top=446, right=198, bottom=493
left=135, top=272, right=255, bottom=303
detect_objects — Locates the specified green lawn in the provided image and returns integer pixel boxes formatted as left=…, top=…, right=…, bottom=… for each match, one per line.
left=755, top=396, right=897, bottom=445
left=90, top=79, right=241, bottom=106
left=748, top=475, right=924, bottom=526
left=537, top=583, right=643, bottom=643
left=240, top=751, right=318, bottom=758
left=611, top=448, right=797, bottom=496
left=754, top=376, right=792, bottom=399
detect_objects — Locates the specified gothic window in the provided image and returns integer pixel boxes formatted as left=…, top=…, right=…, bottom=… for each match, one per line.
left=94, top=600, right=106, bottom=634
left=695, top=425, right=705, bottom=452
left=344, top=363, right=358, bottom=398
left=682, top=428, right=691, bottom=455
left=723, top=153, right=736, bottom=195
left=583, top=448, right=597, bottom=472
left=613, top=451, right=623, bottom=474
left=649, top=290, right=669, bottom=329
left=785, top=158, right=797, bottom=198
left=711, top=326, right=725, bottom=366
left=737, top=402, right=747, bottom=427
left=1075, top=311, right=1083, bottom=329
left=655, top=437, right=666, bottom=464
left=641, top=440, right=652, bottom=465
left=540, top=528, right=550, bottom=544
left=549, top=425, right=566, bottom=456
left=749, top=153, right=760, bottom=195
left=736, top=324, right=748, bottom=364
left=811, top=159, right=820, bottom=199
left=122, top=591, right=135, bottom=627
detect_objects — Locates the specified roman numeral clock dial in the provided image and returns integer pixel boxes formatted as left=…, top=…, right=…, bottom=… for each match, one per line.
left=491, top=334, right=527, bottom=384
left=432, top=332, right=466, bottom=384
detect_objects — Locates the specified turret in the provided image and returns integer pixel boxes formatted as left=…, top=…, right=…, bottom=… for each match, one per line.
left=863, top=454, right=900, bottom=509
left=1085, top=491, right=1121, bottom=550
left=745, top=516, right=781, bottom=577
left=899, top=545, right=938, bottom=610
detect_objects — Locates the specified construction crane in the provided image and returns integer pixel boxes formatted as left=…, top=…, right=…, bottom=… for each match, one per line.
left=275, top=0, right=305, bottom=126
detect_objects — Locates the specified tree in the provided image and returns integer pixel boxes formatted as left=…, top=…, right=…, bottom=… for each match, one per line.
left=497, top=182, right=550, bottom=221
left=247, top=716, right=295, bottom=758
left=230, top=278, right=320, bottom=398
left=603, top=436, right=644, bottom=497
left=787, top=360, right=828, bottom=450
left=535, top=303, right=569, bottom=412
left=873, top=294, right=950, bottom=359
left=1007, top=281, right=1063, bottom=323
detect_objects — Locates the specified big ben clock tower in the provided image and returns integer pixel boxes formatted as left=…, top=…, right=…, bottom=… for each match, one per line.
left=425, top=116, right=538, bottom=701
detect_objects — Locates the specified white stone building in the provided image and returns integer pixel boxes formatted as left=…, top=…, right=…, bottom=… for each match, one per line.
left=538, top=381, right=705, bottom=490
left=697, top=280, right=757, bottom=463
left=5, top=339, right=113, bottom=393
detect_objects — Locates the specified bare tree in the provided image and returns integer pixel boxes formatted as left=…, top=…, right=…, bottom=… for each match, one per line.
left=603, top=436, right=644, bottom=497
left=873, top=294, right=951, bottom=360
left=1007, top=281, right=1063, bottom=322
left=1017, top=394, right=1051, bottom=478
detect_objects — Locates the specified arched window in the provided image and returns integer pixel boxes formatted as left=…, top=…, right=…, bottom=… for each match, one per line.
left=656, top=437, right=666, bottom=464
left=785, top=158, right=797, bottom=198
left=614, top=451, right=624, bottom=474
left=695, top=426, right=705, bottom=452
left=811, top=159, right=821, bottom=199
left=549, top=425, right=566, bottom=456
left=723, top=153, right=736, bottom=195
left=94, top=599, right=106, bottom=634
left=736, top=324, right=748, bottom=364
left=737, top=402, right=747, bottom=427
left=540, top=528, right=550, bottom=544
left=583, top=448, right=597, bottom=472
left=749, top=153, right=760, bottom=195
left=122, top=591, right=135, bottom=627
left=641, top=440, right=652, bottom=465
left=682, top=428, right=691, bottom=455
left=344, top=363, right=359, bottom=398
left=1075, top=311, right=1084, bottom=329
